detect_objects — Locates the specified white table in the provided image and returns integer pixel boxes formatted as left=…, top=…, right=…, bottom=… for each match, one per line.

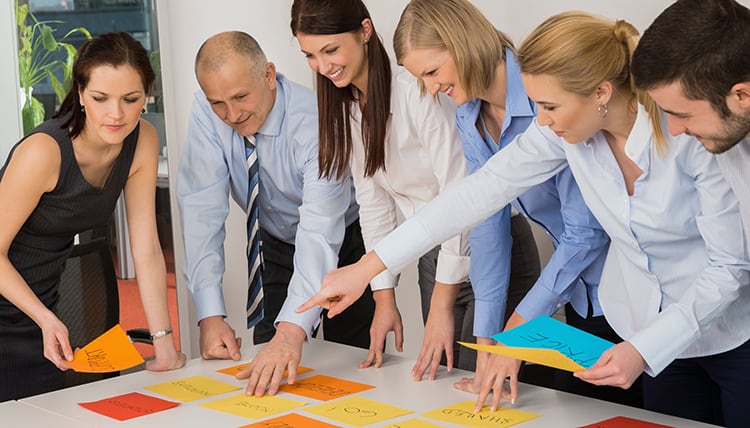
left=19, top=340, right=720, bottom=427
left=0, top=399, right=96, bottom=427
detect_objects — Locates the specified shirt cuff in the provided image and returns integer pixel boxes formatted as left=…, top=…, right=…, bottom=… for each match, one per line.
left=515, top=284, right=565, bottom=321
left=435, top=252, right=470, bottom=284
left=276, top=294, right=324, bottom=343
left=370, top=270, right=399, bottom=291
left=473, top=299, right=505, bottom=339
left=192, top=285, right=228, bottom=323
left=627, top=308, right=699, bottom=377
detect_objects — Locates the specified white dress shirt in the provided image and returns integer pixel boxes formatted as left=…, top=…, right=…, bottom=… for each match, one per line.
left=349, top=64, right=470, bottom=290
left=716, top=138, right=750, bottom=255
left=375, top=105, right=750, bottom=376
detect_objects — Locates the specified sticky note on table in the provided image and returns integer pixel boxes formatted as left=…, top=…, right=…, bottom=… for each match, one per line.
left=578, top=416, right=674, bottom=427
left=278, top=374, right=374, bottom=401
left=216, top=363, right=313, bottom=378
left=145, top=375, right=240, bottom=402
left=78, top=392, right=179, bottom=421
left=460, top=315, right=614, bottom=371
left=67, top=324, right=144, bottom=373
left=240, top=413, right=341, bottom=427
left=422, top=400, right=540, bottom=427
left=201, top=394, right=306, bottom=419
left=305, top=396, right=412, bottom=427
left=381, top=418, right=444, bottom=427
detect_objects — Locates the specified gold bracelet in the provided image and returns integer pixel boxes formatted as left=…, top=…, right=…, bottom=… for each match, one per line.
left=149, top=328, right=173, bottom=341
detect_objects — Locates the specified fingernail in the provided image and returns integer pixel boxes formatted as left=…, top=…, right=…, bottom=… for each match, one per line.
left=511, top=398, right=516, bottom=405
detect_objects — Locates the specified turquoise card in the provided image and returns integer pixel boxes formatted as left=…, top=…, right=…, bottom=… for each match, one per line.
left=491, top=315, right=614, bottom=369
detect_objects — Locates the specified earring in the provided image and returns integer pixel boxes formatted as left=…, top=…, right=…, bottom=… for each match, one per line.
left=141, top=108, right=146, bottom=114
left=80, top=105, right=85, bottom=113
left=597, top=103, right=608, bottom=119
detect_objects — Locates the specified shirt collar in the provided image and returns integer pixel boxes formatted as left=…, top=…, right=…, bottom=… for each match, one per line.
left=256, top=74, right=286, bottom=138
left=504, top=49, right=535, bottom=120
left=623, top=103, right=652, bottom=160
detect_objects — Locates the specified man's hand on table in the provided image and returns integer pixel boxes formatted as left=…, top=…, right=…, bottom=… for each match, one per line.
left=198, top=315, right=242, bottom=360
left=237, top=322, right=306, bottom=396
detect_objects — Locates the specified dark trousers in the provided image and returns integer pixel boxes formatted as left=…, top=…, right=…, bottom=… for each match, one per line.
left=253, top=220, right=375, bottom=349
left=642, top=338, right=750, bottom=427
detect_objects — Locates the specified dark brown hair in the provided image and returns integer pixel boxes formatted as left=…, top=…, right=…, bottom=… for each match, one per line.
left=632, top=0, right=750, bottom=118
left=55, top=32, right=155, bottom=138
left=291, top=0, right=391, bottom=179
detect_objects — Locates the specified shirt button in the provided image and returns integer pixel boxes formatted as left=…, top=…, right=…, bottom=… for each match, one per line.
left=632, top=241, right=639, bottom=249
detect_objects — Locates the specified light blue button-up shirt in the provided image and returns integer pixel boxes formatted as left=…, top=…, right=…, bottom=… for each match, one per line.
left=177, top=74, right=359, bottom=337
left=376, top=103, right=750, bottom=376
left=456, top=50, right=609, bottom=338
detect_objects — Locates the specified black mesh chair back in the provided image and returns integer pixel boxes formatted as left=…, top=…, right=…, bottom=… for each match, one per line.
left=56, top=238, right=120, bottom=387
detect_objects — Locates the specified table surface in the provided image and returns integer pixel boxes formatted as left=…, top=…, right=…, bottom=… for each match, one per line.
left=18, top=339, right=720, bottom=427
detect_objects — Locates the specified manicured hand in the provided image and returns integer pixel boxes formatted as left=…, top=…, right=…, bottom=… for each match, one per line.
left=412, top=306, right=454, bottom=380
left=361, top=289, right=403, bottom=368
left=573, top=341, right=645, bottom=389
left=297, top=252, right=386, bottom=317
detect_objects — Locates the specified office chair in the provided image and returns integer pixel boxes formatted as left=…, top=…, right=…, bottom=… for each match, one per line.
left=56, top=237, right=152, bottom=388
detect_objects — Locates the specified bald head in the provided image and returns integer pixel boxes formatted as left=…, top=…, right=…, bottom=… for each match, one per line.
left=195, top=31, right=267, bottom=80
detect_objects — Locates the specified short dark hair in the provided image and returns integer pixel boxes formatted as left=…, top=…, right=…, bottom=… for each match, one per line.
left=632, top=0, right=750, bottom=117
left=55, top=32, right=155, bottom=137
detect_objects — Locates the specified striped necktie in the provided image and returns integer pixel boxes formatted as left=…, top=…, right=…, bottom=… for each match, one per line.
left=245, top=136, right=264, bottom=328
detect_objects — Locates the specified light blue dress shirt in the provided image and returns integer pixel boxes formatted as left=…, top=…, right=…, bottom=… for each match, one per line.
left=375, top=104, right=750, bottom=376
left=457, top=50, right=609, bottom=339
left=177, top=74, right=359, bottom=337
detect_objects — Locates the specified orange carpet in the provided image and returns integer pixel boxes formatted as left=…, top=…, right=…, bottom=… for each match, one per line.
left=116, top=248, right=180, bottom=359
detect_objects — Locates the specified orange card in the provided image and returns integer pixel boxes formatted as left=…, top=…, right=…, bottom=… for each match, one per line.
left=240, top=413, right=340, bottom=428
left=216, top=363, right=313, bottom=378
left=79, top=392, right=179, bottom=421
left=277, top=374, right=374, bottom=401
left=579, top=416, right=674, bottom=428
left=68, top=324, right=144, bottom=373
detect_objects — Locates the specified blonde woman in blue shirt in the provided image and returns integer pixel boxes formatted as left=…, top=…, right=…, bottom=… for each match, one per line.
left=299, top=11, right=750, bottom=427
left=290, top=0, right=542, bottom=378
left=393, top=0, right=638, bottom=409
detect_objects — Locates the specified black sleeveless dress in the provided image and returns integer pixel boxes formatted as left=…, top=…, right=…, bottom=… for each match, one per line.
left=0, top=116, right=138, bottom=401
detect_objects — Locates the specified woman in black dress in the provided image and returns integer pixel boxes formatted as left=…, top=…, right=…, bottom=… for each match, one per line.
left=0, top=32, right=185, bottom=401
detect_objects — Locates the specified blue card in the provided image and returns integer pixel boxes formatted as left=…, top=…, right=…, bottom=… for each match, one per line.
left=491, top=315, right=614, bottom=369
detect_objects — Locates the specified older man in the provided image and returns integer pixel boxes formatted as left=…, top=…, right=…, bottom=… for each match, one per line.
left=177, top=31, right=374, bottom=396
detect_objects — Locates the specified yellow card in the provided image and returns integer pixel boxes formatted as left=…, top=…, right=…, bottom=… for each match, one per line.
left=144, top=375, right=240, bottom=402
left=380, top=418, right=444, bottom=427
left=304, top=396, right=412, bottom=427
left=459, top=342, right=585, bottom=372
left=68, top=324, right=144, bottom=373
left=422, top=400, right=540, bottom=427
left=240, top=413, right=341, bottom=427
left=278, top=374, right=374, bottom=401
left=216, top=363, right=313, bottom=378
left=201, top=394, right=306, bottom=419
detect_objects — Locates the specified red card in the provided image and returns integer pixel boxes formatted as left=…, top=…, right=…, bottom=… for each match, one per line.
left=579, top=416, right=674, bottom=428
left=79, top=391, right=180, bottom=421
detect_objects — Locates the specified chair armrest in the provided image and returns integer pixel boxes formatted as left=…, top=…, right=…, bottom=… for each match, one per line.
left=127, top=328, right=153, bottom=345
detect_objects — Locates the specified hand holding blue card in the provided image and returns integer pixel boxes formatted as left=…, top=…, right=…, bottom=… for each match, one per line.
left=459, top=315, right=614, bottom=372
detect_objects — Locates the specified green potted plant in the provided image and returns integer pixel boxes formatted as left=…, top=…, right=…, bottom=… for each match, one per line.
left=15, top=2, right=91, bottom=134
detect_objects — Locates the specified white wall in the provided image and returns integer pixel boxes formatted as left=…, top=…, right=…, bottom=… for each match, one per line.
left=1, top=0, right=24, bottom=160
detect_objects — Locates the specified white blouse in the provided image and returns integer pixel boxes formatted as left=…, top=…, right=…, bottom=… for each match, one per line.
left=349, top=64, right=470, bottom=290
